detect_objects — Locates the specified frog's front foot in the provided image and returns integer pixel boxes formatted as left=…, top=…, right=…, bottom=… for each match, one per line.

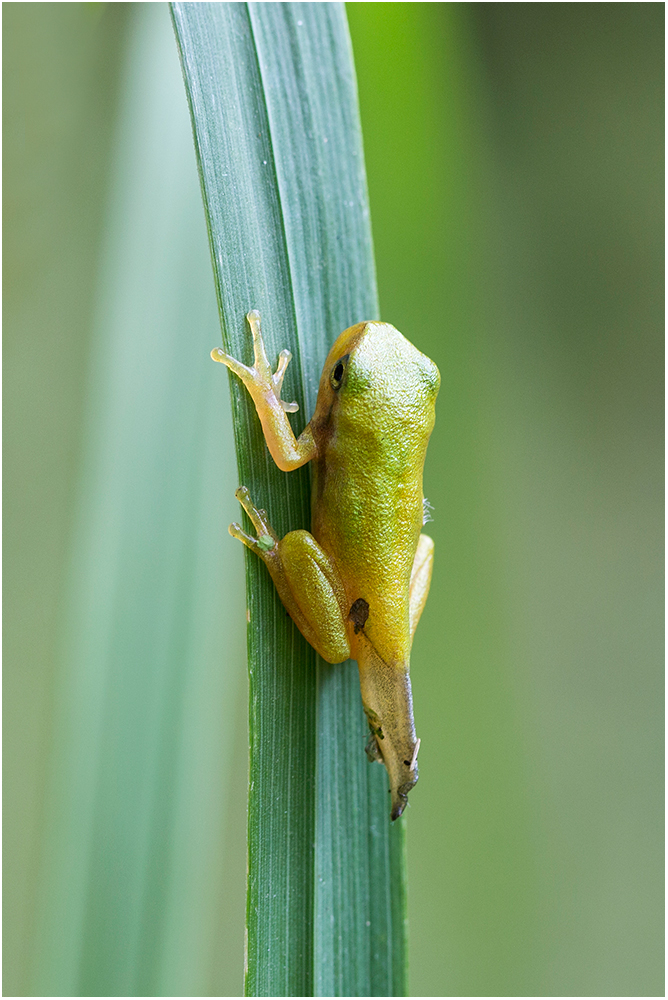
left=210, top=310, right=298, bottom=413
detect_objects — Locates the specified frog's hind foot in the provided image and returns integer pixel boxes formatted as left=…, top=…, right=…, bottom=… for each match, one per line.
left=365, top=733, right=383, bottom=763
left=229, top=486, right=279, bottom=556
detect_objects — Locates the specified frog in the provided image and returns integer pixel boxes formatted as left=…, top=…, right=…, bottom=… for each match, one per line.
left=211, top=310, right=440, bottom=819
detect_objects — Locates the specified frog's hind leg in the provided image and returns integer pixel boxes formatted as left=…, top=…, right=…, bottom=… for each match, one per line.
left=409, top=533, right=434, bottom=641
left=230, top=486, right=351, bottom=665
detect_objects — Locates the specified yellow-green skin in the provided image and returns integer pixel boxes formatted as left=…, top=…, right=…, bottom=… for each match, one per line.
left=212, top=312, right=440, bottom=819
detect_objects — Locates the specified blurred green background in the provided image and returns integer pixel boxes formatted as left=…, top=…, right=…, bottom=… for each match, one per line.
left=4, top=3, right=663, bottom=997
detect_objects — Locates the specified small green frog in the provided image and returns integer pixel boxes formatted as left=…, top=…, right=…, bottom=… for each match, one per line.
left=212, top=310, right=439, bottom=819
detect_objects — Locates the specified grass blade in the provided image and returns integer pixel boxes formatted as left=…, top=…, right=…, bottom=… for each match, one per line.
left=30, top=7, right=245, bottom=994
left=171, top=3, right=407, bottom=994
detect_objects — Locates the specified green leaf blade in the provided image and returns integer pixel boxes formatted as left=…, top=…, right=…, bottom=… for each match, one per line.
left=171, top=4, right=407, bottom=994
left=315, top=665, right=408, bottom=997
left=173, top=6, right=318, bottom=994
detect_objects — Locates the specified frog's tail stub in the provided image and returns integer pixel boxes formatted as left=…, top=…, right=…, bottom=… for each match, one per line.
left=357, top=642, right=420, bottom=820
left=390, top=738, right=420, bottom=820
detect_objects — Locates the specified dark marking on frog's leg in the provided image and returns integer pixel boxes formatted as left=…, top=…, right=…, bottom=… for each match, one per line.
left=348, top=597, right=369, bottom=634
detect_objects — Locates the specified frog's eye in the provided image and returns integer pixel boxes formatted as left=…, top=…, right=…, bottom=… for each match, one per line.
left=330, top=354, right=349, bottom=391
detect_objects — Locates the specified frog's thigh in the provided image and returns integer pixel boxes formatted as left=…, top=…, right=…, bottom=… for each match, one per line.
left=409, top=533, right=434, bottom=639
left=275, top=530, right=350, bottom=664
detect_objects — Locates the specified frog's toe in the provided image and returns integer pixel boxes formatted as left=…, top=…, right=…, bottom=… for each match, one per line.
left=229, top=521, right=257, bottom=548
left=210, top=347, right=252, bottom=380
left=246, top=309, right=272, bottom=375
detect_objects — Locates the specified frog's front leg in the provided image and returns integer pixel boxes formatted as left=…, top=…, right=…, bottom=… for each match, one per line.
left=230, top=486, right=351, bottom=665
left=211, top=311, right=317, bottom=471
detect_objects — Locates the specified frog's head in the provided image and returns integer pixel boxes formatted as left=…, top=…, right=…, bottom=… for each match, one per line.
left=313, top=322, right=440, bottom=437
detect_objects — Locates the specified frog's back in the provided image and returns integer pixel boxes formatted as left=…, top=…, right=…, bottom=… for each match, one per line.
left=310, top=322, right=439, bottom=664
